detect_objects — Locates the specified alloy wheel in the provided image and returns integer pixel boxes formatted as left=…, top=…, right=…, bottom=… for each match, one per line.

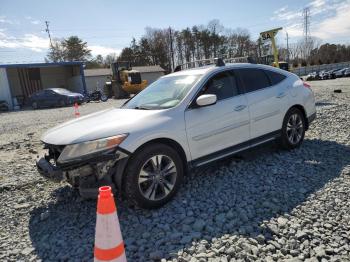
left=286, top=113, right=304, bottom=144
left=138, top=154, right=177, bottom=201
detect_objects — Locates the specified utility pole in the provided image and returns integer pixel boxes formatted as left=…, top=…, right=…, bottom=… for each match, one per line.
left=45, top=21, right=53, bottom=48
left=168, top=27, right=175, bottom=72
left=302, top=8, right=311, bottom=60
left=286, top=31, right=290, bottom=64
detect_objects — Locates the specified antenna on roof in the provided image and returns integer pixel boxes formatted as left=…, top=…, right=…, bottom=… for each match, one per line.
left=215, top=58, right=225, bottom=66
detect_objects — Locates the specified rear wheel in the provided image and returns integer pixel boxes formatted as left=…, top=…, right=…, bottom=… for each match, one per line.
left=124, top=143, right=183, bottom=209
left=280, top=108, right=305, bottom=150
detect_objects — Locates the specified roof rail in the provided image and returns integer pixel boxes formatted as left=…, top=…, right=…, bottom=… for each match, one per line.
left=173, top=56, right=256, bottom=72
left=173, top=58, right=225, bottom=72
left=224, top=56, right=256, bottom=64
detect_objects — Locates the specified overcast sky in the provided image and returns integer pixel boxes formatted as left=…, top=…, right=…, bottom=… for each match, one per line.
left=0, top=0, right=349, bottom=64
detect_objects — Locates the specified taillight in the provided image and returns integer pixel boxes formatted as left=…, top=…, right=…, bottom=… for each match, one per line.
left=303, top=81, right=311, bottom=89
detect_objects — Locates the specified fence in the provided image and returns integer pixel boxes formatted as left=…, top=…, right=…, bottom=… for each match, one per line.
left=291, top=61, right=350, bottom=76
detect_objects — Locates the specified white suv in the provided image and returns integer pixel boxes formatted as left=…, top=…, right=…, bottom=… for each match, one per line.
left=37, top=60, right=316, bottom=208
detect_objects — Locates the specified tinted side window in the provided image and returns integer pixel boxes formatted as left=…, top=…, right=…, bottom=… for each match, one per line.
left=34, top=91, right=44, bottom=96
left=44, top=90, right=55, bottom=97
left=202, top=71, right=238, bottom=100
left=236, top=68, right=270, bottom=93
left=264, top=70, right=286, bottom=85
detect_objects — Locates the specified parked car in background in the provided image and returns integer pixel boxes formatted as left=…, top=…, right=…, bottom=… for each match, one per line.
left=37, top=60, right=316, bottom=208
left=318, top=70, right=330, bottom=80
left=314, top=72, right=321, bottom=80
left=306, top=72, right=317, bottom=81
left=0, top=101, right=9, bottom=112
left=334, top=68, right=347, bottom=78
left=28, top=88, right=84, bottom=109
left=344, top=68, right=350, bottom=77
left=326, top=69, right=337, bottom=79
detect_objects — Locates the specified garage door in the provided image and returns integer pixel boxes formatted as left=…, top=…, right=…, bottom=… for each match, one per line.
left=18, top=68, right=42, bottom=98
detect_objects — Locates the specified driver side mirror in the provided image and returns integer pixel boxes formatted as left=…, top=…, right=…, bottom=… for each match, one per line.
left=196, top=94, right=217, bottom=107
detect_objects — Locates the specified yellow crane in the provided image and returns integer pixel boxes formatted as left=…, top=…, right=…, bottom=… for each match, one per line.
left=260, top=27, right=283, bottom=68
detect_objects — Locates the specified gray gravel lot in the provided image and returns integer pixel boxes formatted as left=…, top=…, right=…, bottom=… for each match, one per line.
left=0, top=78, right=349, bottom=262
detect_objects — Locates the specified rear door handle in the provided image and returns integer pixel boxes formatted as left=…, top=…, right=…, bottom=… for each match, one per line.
left=276, top=92, right=286, bottom=98
left=234, top=105, right=246, bottom=111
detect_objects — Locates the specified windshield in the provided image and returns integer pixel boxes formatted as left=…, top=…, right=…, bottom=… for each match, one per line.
left=123, top=74, right=202, bottom=110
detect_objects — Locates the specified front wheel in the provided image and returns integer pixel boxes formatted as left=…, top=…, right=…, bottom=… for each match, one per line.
left=280, top=108, right=306, bottom=150
left=124, top=144, right=184, bottom=209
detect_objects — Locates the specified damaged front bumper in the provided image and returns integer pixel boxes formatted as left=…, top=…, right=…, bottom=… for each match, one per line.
left=36, top=144, right=130, bottom=198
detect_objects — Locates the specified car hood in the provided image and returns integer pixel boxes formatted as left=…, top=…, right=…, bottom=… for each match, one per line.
left=41, top=108, right=161, bottom=145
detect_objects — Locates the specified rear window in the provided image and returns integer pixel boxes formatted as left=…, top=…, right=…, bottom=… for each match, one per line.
left=236, top=68, right=270, bottom=93
left=264, top=70, right=286, bottom=85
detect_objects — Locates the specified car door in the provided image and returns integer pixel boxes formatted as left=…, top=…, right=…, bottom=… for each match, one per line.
left=185, top=70, right=250, bottom=163
left=235, top=68, right=288, bottom=140
left=33, top=90, right=45, bottom=106
left=44, top=90, right=59, bottom=106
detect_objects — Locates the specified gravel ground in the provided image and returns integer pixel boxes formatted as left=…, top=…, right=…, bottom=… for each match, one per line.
left=0, top=78, right=349, bottom=262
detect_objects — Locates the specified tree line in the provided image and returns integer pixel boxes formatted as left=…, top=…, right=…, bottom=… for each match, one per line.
left=46, top=20, right=350, bottom=71
left=117, top=20, right=261, bottom=72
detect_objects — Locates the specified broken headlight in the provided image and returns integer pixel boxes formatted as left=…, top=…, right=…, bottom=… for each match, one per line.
left=57, top=134, right=128, bottom=163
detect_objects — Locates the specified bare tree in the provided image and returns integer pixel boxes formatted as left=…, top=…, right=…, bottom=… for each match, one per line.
left=104, top=53, right=118, bottom=66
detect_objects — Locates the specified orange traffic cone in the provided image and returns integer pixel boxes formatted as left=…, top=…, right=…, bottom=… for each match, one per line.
left=94, top=186, right=127, bottom=262
left=74, top=102, right=80, bottom=117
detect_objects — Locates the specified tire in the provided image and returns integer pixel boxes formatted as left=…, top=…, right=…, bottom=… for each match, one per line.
left=124, top=143, right=184, bottom=209
left=280, top=108, right=306, bottom=150
left=32, top=101, right=38, bottom=109
left=0, top=105, right=9, bottom=112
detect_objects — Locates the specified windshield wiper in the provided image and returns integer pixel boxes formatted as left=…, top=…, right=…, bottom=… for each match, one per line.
left=134, top=105, right=152, bottom=110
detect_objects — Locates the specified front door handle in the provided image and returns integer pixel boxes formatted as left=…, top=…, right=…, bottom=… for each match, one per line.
left=276, top=92, right=286, bottom=98
left=234, top=105, right=246, bottom=111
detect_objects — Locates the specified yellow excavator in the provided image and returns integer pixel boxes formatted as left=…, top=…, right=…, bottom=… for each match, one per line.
left=107, top=61, right=148, bottom=99
left=259, top=55, right=289, bottom=71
